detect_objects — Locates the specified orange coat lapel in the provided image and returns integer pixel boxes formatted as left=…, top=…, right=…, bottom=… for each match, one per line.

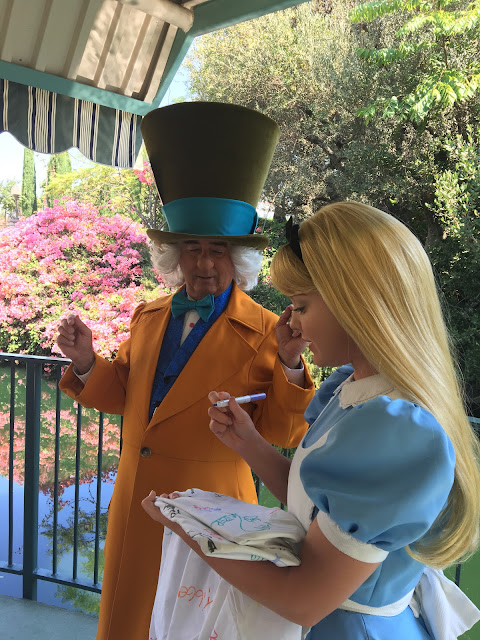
left=129, top=295, right=172, bottom=427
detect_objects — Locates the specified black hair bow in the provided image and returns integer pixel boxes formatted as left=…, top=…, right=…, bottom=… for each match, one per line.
left=285, top=217, right=304, bottom=263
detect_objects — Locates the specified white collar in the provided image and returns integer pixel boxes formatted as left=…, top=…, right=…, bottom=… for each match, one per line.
left=335, top=373, right=397, bottom=409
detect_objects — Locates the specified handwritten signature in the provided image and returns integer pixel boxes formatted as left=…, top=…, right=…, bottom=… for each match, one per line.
left=211, top=513, right=272, bottom=532
left=177, top=585, right=214, bottom=610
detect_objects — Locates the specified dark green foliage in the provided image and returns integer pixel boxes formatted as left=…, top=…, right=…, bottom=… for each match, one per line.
left=425, top=130, right=480, bottom=411
left=249, top=220, right=290, bottom=315
left=21, top=148, right=37, bottom=216
left=55, top=151, right=72, bottom=174
left=186, top=2, right=373, bottom=220
left=45, top=152, right=73, bottom=207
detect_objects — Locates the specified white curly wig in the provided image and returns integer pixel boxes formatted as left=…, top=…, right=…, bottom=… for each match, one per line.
left=150, top=242, right=264, bottom=291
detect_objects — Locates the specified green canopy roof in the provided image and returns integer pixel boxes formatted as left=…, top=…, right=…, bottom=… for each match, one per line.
left=0, top=0, right=308, bottom=167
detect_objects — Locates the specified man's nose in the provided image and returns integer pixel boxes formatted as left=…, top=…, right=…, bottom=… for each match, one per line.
left=196, top=252, right=215, bottom=269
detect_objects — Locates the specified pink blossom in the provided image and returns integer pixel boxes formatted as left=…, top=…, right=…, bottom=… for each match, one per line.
left=0, top=201, right=168, bottom=358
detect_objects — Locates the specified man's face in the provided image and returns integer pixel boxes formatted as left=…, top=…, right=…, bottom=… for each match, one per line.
left=179, top=239, right=235, bottom=299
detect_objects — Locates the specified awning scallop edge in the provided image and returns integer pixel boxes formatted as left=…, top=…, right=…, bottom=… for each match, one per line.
left=1, top=78, right=142, bottom=168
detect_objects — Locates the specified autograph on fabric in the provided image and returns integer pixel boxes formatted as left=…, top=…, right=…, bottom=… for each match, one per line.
left=177, top=584, right=214, bottom=610
left=210, top=513, right=272, bottom=532
left=162, top=504, right=181, bottom=519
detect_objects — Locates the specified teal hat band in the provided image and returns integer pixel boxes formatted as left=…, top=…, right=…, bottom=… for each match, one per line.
left=162, top=197, right=259, bottom=237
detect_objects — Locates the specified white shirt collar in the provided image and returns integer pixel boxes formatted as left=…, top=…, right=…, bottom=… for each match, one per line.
left=335, top=373, right=397, bottom=409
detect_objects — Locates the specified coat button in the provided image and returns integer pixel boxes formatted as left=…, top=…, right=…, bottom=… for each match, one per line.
left=140, top=447, right=152, bottom=458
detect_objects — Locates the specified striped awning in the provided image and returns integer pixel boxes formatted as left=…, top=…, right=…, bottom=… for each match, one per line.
left=0, top=78, right=142, bottom=168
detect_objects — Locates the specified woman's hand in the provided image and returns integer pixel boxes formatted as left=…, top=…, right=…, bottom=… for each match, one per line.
left=208, top=391, right=260, bottom=454
left=141, top=490, right=181, bottom=527
left=276, top=304, right=309, bottom=369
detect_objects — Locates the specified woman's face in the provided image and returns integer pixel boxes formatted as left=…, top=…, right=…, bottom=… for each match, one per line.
left=289, top=291, right=375, bottom=378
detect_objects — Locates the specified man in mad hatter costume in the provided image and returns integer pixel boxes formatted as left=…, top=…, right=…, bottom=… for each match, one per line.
left=56, top=102, right=314, bottom=640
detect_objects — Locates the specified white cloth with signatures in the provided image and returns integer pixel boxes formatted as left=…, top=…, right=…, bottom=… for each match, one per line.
left=149, top=488, right=308, bottom=640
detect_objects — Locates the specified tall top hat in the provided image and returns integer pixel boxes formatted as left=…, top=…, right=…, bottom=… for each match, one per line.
left=140, top=101, right=280, bottom=249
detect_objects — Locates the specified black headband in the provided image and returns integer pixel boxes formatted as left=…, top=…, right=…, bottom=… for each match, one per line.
left=285, top=217, right=304, bottom=263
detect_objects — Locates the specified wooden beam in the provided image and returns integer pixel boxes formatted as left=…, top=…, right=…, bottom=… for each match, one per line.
left=65, top=0, right=105, bottom=79
left=144, top=23, right=178, bottom=103
left=118, top=0, right=193, bottom=32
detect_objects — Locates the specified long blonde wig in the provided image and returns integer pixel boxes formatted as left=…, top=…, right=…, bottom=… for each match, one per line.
left=271, top=201, right=480, bottom=568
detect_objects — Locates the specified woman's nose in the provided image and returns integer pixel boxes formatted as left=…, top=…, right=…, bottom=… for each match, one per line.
left=289, top=313, right=301, bottom=334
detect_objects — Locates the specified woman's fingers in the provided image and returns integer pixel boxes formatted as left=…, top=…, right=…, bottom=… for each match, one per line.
left=277, top=304, right=294, bottom=326
left=141, top=491, right=159, bottom=517
left=208, top=405, right=233, bottom=425
left=208, top=390, right=230, bottom=404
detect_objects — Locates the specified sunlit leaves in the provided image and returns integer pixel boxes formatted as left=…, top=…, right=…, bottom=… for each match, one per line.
left=0, top=178, right=16, bottom=214
left=396, top=14, right=432, bottom=36
left=43, top=160, right=163, bottom=230
left=360, top=69, right=480, bottom=123
left=350, top=0, right=425, bottom=23
left=351, top=0, right=480, bottom=123
left=428, top=127, right=480, bottom=236
left=356, top=41, right=422, bottom=64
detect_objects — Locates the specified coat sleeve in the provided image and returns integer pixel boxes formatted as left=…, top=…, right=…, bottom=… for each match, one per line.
left=247, top=323, right=314, bottom=448
left=58, top=303, right=145, bottom=415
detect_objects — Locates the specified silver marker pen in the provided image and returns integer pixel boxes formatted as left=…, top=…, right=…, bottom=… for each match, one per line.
left=214, top=393, right=267, bottom=408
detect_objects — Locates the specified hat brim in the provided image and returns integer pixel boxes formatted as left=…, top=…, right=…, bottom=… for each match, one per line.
left=147, top=229, right=269, bottom=250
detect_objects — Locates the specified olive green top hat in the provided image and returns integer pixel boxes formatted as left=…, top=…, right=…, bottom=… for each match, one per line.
left=140, top=101, right=280, bottom=249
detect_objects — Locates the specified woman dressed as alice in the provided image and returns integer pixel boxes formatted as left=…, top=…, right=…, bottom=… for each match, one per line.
left=143, top=202, right=480, bottom=639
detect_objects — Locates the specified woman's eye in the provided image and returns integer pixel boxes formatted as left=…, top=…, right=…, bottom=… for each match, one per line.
left=293, top=307, right=305, bottom=314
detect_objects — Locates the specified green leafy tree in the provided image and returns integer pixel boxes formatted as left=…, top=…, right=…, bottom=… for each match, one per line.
left=41, top=506, right=106, bottom=614
left=186, top=1, right=376, bottom=219
left=42, top=160, right=163, bottom=229
left=0, top=179, right=16, bottom=221
left=45, top=151, right=73, bottom=207
left=55, top=151, right=72, bottom=174
left=21, top=148, right=37, bottom=216
left=350, top=0, right=480, bottom=123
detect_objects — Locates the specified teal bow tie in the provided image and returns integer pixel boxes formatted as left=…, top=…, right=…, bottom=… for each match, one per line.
left=171, top=291, right=215, bottom=322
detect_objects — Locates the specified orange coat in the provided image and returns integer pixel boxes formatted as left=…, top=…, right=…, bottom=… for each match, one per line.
left=59, top=284, right=314, bottom=640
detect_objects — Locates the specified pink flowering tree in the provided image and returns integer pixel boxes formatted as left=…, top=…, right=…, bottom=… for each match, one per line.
left=0, top=199, right=169, bottom=357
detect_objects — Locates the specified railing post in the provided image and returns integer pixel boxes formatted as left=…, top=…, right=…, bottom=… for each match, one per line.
left=23, top=359, right=41, bottom=600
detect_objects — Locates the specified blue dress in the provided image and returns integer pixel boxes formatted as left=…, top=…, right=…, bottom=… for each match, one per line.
left=287, top=366, right=455, bottom=639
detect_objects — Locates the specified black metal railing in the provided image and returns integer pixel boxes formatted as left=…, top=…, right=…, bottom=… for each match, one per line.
left=0, top=353, right=122, bottom=604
